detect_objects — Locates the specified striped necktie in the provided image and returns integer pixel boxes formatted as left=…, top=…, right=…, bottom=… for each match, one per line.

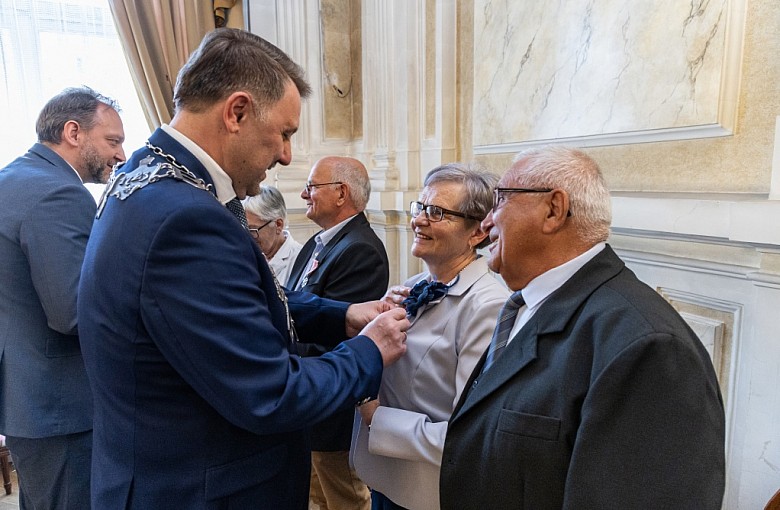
left=482, top=291, right=525, bottom=372
left=225, top=197, right=248, bottom=229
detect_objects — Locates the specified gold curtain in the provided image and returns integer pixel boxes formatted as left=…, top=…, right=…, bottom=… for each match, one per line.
left=108, top=0, right=221, bottom=128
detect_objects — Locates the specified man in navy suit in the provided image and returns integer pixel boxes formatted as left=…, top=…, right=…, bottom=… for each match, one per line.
left=288, top=156, right=389, bottom=510
left=0, top=87, right=125, bottom=509
left=77, top=28, right=408, bottom=510
left=440, top=146, right=725, bottom=509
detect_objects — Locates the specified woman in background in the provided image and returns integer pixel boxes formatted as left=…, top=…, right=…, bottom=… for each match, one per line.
left=351, top=163, right=509, bottom=510
left=243, top=185, right=302, bottom=285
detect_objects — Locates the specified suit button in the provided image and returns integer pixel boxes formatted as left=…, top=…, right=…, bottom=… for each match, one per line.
left=472, top=379, right=478, bottom=388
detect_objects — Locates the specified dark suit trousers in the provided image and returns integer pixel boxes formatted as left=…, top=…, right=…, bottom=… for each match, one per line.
left=6, top=431, right=91, bottom=510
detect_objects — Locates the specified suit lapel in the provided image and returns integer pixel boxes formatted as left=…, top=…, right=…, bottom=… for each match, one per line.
left=288, top=237, right=317, bottom=288
left=451, top=245, right=627, bottom=423
left=453, top=321, right=540, bottom=419
left=288, top=213, right=369, bottom=288
left=316, top=213, right=367, bottom=262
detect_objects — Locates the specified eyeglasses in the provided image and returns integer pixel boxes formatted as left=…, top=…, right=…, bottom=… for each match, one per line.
left=492, top=187, right=573, bottom=216
left=248, top=219, right=273, bottom=239
left=410, top=201, right=483, bottom=223
left=304, top=181, right=342, bottom=194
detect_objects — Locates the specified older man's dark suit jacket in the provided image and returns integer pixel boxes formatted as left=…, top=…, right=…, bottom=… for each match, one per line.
left=287, top=213, right=389, bottom=450
left=440, top=245, right=725, bottom=510
left=78, top=128, right=383, bottom=510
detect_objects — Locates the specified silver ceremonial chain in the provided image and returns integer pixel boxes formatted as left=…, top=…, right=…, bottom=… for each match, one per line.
left=144, top=141, right=212, bottom=189
left=145, top=141, right=298, bottom=344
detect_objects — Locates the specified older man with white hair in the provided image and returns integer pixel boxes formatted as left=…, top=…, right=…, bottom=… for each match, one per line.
left=440, top=146, right=725, bottom=510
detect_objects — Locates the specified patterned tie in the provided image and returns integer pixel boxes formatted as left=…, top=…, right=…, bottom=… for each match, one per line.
left=225, top=197, right=248, bottom=229
left=482, top=290, right=525, bottom=372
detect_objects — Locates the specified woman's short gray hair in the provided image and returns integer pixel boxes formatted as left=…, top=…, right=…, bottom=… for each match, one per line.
left=423, top=163, right=498, bottom=249
left=242, top=185, right=288, bottom=224
left=511, top=146, right=611, bottom=244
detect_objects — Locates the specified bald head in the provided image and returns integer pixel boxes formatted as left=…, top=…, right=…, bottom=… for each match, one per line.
left=302, top=156, right=371, bottom=229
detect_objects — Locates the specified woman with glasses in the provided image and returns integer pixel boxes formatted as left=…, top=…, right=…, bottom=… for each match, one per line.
left=351, top=164, right=510, bottom=510
left=242, top=185, right=303, bottom=286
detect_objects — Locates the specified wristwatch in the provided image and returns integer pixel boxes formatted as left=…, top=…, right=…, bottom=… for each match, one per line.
left=356, top=395, right=376, bottom=407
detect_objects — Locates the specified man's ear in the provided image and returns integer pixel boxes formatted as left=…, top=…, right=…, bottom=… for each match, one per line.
left=541, top=189, right=570, bottom=234
left=224, top=92, right=253, bottom=133
left=61, top=120, right=81, bottom=148
left=336, top=183, right=348, bottom=206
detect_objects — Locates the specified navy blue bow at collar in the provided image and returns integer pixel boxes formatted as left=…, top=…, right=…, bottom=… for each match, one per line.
left=402, top=276, right=458, bottom=319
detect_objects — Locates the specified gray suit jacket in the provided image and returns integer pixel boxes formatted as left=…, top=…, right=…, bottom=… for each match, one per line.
left=0, top=143, right=95, bottom=437
left=352, top=257, right=509, bottom=510
left=440, top=245, right=725, bottom=510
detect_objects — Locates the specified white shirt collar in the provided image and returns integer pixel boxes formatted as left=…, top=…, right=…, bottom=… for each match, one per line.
left=317, top=213, right=359, bottom=247
left=521, top=242, right=606, bottom=312
left=507, top=242, right=606, bottom=343
left=160, top=124, right=236, bottom=204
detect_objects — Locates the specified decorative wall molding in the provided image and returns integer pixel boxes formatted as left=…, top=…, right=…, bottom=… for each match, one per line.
left=656, top=287, right=741, bottom=461
left=472, top=0, right=747, bottom=152
left=473, top=125, right=733, bottom=154
left=611, top=194, right=780, bottom=246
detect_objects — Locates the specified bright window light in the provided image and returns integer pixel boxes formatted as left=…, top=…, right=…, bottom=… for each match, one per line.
left=0, top=0, right=150, bottom=169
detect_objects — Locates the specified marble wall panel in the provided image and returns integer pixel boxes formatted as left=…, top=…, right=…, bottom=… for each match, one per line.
left=320, top=0, right=362, bottom=140
left=472, top=0, right=731, bottom=147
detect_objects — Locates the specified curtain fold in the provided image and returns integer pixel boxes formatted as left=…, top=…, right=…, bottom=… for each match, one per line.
left=108, top=0, right=216, bottom=128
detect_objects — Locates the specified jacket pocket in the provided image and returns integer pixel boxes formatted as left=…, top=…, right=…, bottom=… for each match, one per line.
left=498, top=408, right=560, bottom=441
left=205, top=444, right=287, bottom=501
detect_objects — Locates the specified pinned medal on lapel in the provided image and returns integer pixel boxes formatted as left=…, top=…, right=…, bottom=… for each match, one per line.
left=300, top=259, right=319, bottom=288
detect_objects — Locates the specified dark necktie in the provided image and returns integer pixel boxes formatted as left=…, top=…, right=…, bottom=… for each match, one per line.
left=482, top=291, right=525, bottom=372
left=225, top=197, right=248, bottom=229
left=402, top=278, right=451, bottom=319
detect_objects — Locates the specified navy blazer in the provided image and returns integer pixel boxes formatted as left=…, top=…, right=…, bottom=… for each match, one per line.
left=440, top=245, right=725, bottom=510
left=0, top=144, right=95, bottom=438
left=78, top=129, right=383, bottom=510
left=288, top=213, right=389, bottom=451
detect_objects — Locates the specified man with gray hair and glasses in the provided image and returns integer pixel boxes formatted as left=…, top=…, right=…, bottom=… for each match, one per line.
left=440, top=146, right=725, bottom=509
left=289, top=155, right=389, bottom=510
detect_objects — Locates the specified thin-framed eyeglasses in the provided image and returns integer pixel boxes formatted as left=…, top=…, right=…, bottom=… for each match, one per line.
left=304, top=181, right=342, bottom=194
left=248, top=219, right=274, bottom=240
left=410, top=201, right=483, bottom=223
left=493, top=187, right=572, bottom=216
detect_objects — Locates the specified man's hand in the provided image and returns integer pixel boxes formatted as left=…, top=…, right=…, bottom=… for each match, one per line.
left=382, top=285, right=411, bottom=308
left=359, top=308, right=409, bottom=366
left=346, top=300, right=393, bottom=337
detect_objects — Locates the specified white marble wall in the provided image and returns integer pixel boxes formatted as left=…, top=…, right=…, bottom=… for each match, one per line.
left=472, top=0, right=738, bottom=150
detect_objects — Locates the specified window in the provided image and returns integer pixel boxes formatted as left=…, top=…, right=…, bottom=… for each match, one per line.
left=0, top=0, right=149, bottom=168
